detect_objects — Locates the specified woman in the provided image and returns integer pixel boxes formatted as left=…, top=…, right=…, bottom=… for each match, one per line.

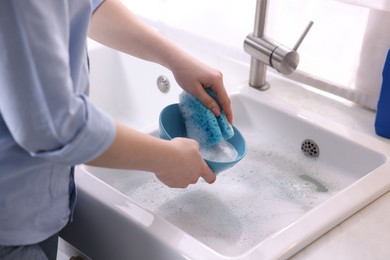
left=0, top=0, right=232, bottom=259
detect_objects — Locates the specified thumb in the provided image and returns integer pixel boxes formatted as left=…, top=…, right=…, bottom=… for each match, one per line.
left=201, top=161, right=217, bottom=184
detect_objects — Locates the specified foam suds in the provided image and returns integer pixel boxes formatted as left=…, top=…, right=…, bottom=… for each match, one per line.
left=93, top=128, right=359, bottom=256
left=200, top=141, right=238, bottom=162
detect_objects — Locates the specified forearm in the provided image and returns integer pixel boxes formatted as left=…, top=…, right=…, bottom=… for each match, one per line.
left=86, top=121, right=216, bottom=188
left=86, top=122, right=170, bottom=173
left=89, top=0, right=184, bottom=70
left=89, top=0, right=233, bottom=123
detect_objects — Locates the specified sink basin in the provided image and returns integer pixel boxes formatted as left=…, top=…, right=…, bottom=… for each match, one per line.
left=60, top=42, right=390, bottom=260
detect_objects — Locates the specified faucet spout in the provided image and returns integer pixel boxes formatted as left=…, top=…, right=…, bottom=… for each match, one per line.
left=253, top=0, right=267, bottom=38
left=247, top=0, right=269, bottom=90
left=244, top=0, right=313, bottom=90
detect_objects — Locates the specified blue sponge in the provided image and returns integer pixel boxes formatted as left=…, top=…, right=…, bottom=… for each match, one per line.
left=178, top=88, right=234, bottom=147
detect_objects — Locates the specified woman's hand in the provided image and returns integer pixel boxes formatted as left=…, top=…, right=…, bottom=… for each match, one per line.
left=169, top=53, right=233, bottom=124
left=154, top=137, right=216, bottom=188
left=87, top=123, right=216, bottom=189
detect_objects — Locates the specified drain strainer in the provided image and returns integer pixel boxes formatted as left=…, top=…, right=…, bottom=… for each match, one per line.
left=157, top=75, right=170, bottom=93
left=301, top=139, right=319, bottom=158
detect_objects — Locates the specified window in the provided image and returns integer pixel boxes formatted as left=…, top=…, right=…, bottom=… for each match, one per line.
left=126, top=0, right=390, bottom=109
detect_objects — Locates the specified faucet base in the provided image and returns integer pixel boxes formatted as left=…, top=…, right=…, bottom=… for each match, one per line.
left=248, top=58, right=270, bottom=90
left=249, top=82, right=270, bottom=91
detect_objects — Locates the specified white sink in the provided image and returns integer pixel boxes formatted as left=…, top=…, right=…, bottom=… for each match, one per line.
left=60, top=42, right=390, bottom=260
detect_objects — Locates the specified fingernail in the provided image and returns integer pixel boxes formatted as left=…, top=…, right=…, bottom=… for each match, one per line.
left=211, top=106, right=221, bottom=117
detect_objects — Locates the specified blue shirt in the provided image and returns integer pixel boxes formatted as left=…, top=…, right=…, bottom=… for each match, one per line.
left=0, top=0, right=116, bottom=245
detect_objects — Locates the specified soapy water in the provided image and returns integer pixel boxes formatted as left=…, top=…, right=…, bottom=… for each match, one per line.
left=200, top=141, right=238, bottom=162
left=92, top=128, right=359, bottom=256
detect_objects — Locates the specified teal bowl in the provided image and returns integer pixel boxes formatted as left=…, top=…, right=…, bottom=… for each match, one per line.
left=159, top=104, right=246, bottom=174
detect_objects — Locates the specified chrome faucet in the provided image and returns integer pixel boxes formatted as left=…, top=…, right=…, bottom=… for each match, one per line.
left=244, top=0, right=313, bottom=90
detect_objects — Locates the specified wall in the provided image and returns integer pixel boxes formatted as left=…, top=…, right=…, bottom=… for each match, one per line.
left=124, top=0, right=390, bottom=109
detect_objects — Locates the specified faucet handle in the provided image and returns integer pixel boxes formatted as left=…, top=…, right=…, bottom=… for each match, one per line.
left=271, top=21, right=314, bottom=75
left=244, top=21, right=314, bottom=75
left=293, top=21, right=314, bottom=51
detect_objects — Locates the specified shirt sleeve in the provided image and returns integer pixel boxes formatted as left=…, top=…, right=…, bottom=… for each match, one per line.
left=92, top=0, right=104, bottom=11
left=0, top=0, right=116, bottom=165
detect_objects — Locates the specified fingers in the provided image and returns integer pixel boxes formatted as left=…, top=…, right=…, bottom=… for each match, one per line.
left=157, top=138, right=217, bottom=189
left=196, top=69, right=233, bottom=124
left=209, top=85, right=233, bottom=124
left=197, top=89, right=221, bottom=117
left=164, top=165, right=216, bottom=188
left=196, top=85, right=233, bottom=124
left=188, top=147, right=216, bottom=186
left=201, top=162, right=217, bottom=184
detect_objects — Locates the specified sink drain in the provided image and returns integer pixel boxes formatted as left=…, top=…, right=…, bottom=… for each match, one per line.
left=157, top=75, right=170, bottom=93
left=301, top=139, right=319, bottom=158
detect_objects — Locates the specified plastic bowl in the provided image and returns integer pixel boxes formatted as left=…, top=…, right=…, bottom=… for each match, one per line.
left=159, top=103, right=246, bottom=174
